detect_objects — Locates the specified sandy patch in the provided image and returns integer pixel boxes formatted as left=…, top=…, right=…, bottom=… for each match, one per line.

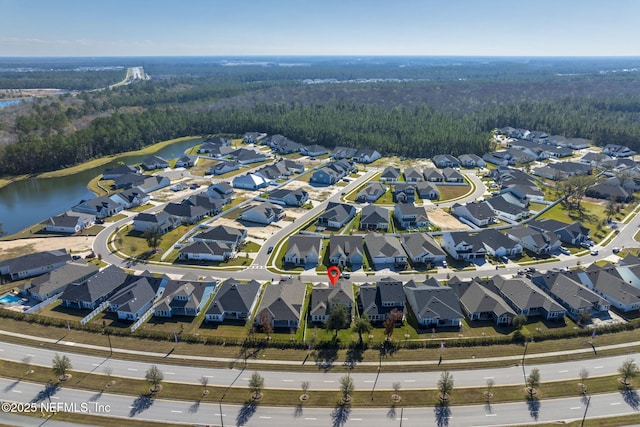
left=0, top=236, right=95, bottom=261
left=426, top=208, right=470, bottom=231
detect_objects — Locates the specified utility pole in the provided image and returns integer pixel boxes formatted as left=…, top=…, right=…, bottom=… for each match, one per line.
left=580, top=396, right=591, bottom=427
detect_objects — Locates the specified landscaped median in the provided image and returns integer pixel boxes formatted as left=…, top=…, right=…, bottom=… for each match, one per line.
left=0, top=357, right=637, bottom=410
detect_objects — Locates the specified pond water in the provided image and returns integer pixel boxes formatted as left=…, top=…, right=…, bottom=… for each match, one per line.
left=0, top=99, right=27, bottom=108
left=0, top=137, right=203, bottom=235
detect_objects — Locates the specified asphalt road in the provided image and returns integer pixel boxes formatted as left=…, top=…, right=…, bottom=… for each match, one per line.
left=1, top=378, right=639, bottom=427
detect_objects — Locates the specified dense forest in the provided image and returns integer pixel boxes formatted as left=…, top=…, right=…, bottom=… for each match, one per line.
left=0, top=57, right=639, bottom=176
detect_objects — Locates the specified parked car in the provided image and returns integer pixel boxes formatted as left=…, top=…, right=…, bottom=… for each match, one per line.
left=559, top=247, right=570, bottom=255
left=340, top=272, right=351, bottom=279
left=267, top=246, right=274, bottom=254
left=612, top=247, right=621, bottom=254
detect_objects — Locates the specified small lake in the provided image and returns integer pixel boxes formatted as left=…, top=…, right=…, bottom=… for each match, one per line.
left=0, top=137, right=204, bottom=235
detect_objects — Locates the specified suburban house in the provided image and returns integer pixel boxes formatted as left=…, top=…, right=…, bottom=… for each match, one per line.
left=309, top=280, right=354, bottom=323
left=364, top=233, right=408, bottom=269
left=240, top=202, right=285, bottom=224
left=182, top=194, right=225, bottom=216
left=109, top=273, right=167, bottom=321
left=154, top=275, right=216, bottom=318
left=309, top=167, right=339, bottom=185
left=485, top=194, right=529, bottom=222
left=233, top=173, right=267, bottom=190
left=204, top=136, right=232, bottom=147
left=423, top=168, right=444, bottom=182
left=109, top=187, right=150, bottom=209
left=301, top=144, right=328, bottom=156
left=356, top=182, right=387, bottom=203
left=132, top=211, right=180, bottom=234
left=44, top=211, right=95, bottom=234
left=415, top=182, right=440, bottom=200
left=141, top=155, right=170, bottom=170
left=530, top=271, right=610, bottom=321
left=500, top=183, right=545, bottom=203
left=506, top=226, right=561, bottom=255
left=440, top=231, right=487, bottom=261
left=243, top=132, right=262, bottom=144
left=0, top=249, right=71, bottom=281
left=111, top=172, right=147, bottom=189
left=603, top=144, right=636, bottom=158
left=178, top=241, right=234, bottom=262
left=393, top=203, right=429, bottom=230
left=403, top=167, right=424, bottom=182
left=404, top=279, right=463, bottom=327
left=283, top=235, right=322, bottom=267
left=380, top=166, right=401, bottom=183
left=566, top=266, right=640, bottom=313
left=476, top=228, right=523, bottom=258
left=192, top=225, right=247, bottom=250
left=102, top=164, right=139, bottom=180
left=132, top=176, right=170, bottom=193
left=254, top=277, right=307, bottom=328
left=458, top=154, right=485, bottom=168
left=205, top=278, right=262, bottom=322
left=230, top=148, right=268, bottom=164
left=328, top=235, right=365, bottom=270
left=268, top=188, right=309, bottom=207
left=163, top=202, right=208, bottom=224
left=528, top=219, right=590, bottom=246
left=490, top=275, right=566, bottom=320
left=353, top=149, right=382, bottom=164
left=400, top=233, right=447, bottom=266
left=442, top=167, right=465, bottom=183
left=317, top=202, right=356, bottom=229
left=175, top=154, right=199, bottom=168
left=207, top=181, right=235, bottom=202
left=358, top=277, right=405, bottom=323
left=451, top=201, right=495, bottom=227
left=20, top=262, right=99, bottom=301
left=393, top=183, right=416, bottom=203
left=359, top=204, right=389, bottom=231
left=280, top=159, right=305, bottom=174
left=59, top=265, right=130, bottom=309
left=273, top=138, right=302, bottom=155
left=72, top=196, right=124, bottom=219
left=432, top=154, right=460, bottom=168
left=208, top=160, right=240, bottom=175
left=256, top=163, right=289, bottom=182
left=449, top=277, right=516, bottom=325
left=586, top=182, right=632, bottom=203
left=331, top=146, right=358, bottom=159
left=199, top=142, right=235, bottom=158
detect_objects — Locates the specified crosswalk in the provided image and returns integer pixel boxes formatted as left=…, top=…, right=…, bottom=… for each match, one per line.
left=247, top=265, right=265, bottom=269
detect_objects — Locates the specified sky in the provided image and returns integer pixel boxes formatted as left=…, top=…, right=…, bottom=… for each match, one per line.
left=1, top=0, right=639, bottom=57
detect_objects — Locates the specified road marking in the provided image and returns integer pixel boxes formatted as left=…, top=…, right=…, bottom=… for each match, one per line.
left=570, top=407, right=581, bottom=410
left=484, top=376, right=494, bottom=379
left=611, top=402, right=621, bottom=406
left=259, top=416, right=271, bottom=419
left=127, top=368, right=138, bottom=371
left=51, top=396, right=59, bottom=400
left=203, top=375, right=213, bottom=378
left=351, top=418, right=363, bottom=421
left=26, top=354, right=35, bottom=357
left=558, top=370, right=568, bottom=373
left=171, top=410, right=182, bottom=413
left=92, top=363, right=99, bottom=366
left=11, top=390, right=22, bottom=393
left=214, top=414, right=227, bottom=417
left=323, top=380, right=334, bottom=383
left=304, top=418, right=317, bottom=421
left=282, top=379, right=293, bottom=382
left=404, top=379, right=416, bottom=382
left=594, top=366, right=603, bottom=369
left=486, top=414, right=497, bottom=417
left=165, top=372, right=175, bottom=375
left=364, top=380, right=374, bottom=383
left=396, top=418, right=409, bottom=421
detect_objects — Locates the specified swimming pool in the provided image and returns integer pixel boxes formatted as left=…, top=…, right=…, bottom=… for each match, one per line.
left=0, top=294, right=22, bottom=304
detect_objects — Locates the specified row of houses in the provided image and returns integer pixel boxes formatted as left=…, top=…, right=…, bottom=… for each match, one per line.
left=496, top=127, right=591, bottom=150
left=283, top=231, right=446, bottom=270
left=232, top=159, right=305, bottom=190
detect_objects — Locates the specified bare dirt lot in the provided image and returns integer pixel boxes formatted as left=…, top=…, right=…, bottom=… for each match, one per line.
left=0, top=236, right=95, bottom=261
left=427, top=208, right=470, bottom=231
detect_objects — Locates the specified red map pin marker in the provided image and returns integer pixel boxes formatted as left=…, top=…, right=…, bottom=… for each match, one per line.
left=327, top=266, right=341, bottom=286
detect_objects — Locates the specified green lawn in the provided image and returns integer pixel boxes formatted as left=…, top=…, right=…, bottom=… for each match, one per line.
left=127, top=203, right=154, bottom=213
left=436, top=183, right=472, bottom=202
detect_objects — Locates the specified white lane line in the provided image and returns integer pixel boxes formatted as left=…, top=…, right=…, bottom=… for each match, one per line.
left=594, top=366, right=603, bottom=369
left=558, top=370, right=568, bottom=373
left=351, top=418, right=363, bottom=421
left=92, top=363, right=100, bottom=366
left=486, top=414, right=497, bottom=417
left=484, top=376, right=494, bottom=379
left=570, top=407, right=581, bottom=410
left=165, top=372, right=175, bottom=375
left=364, top=380, right=374, bottom=383
left=259, top=416, right=271, bottom=419
left=404, top=379, right=416, bottom=382
left=214, top=414, right=226, bottom=417
left=304, top=418, right=317, bottom=421
left=127, top=368, right=138, bottom=371
left=282, top=379, right=293, bottom=382
left=26, top=354, right=35, bottom=357
left=11, top=390, right=22, bottom=393
left=611, top=402, right=621, bottom=406
left=203, top=375, right=213, bottom=378
left=171, top=410, right=182, bottom=413
left=323, top=380, right=334, bottom=383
